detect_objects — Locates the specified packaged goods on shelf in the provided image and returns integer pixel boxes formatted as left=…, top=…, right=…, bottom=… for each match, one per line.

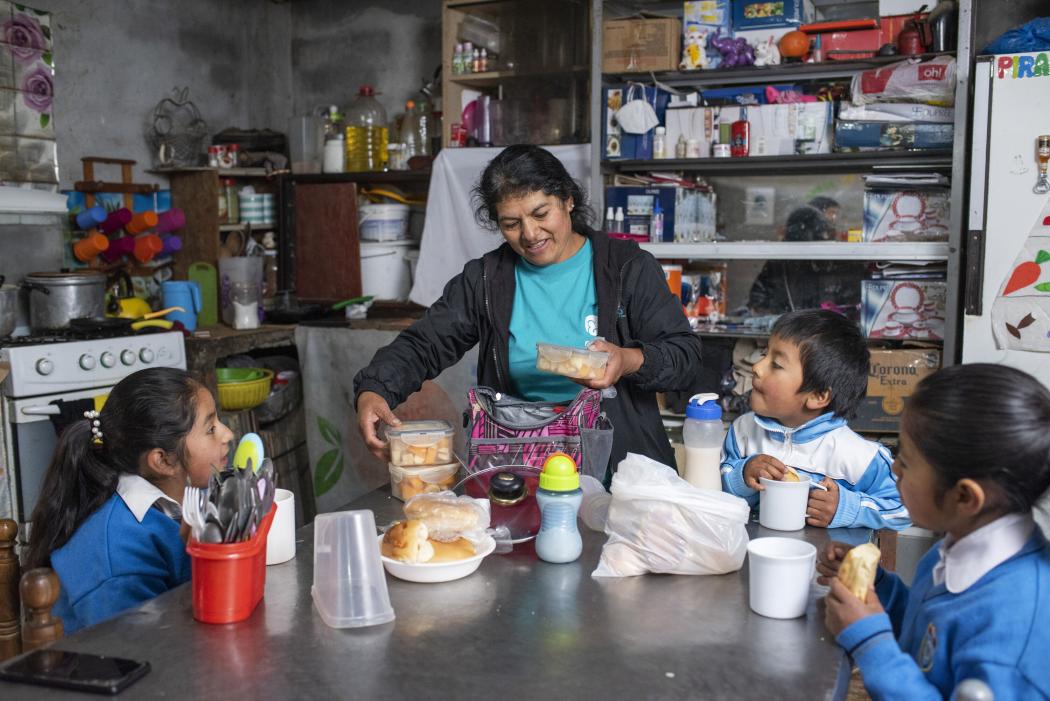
left=814, top=28, right=880, bottom=60
left=863, top=188, right=950, bottom=242
left=604, top=84, right=673, bottom=160
left=861, top=279, right=946, bottom=341
left=682, top=1, right=731, bottom=69
left=850, top=56, right=956, bottom=106
left=683, top=263, right=728, bottom=319
left=603, top=18, right=682, bottom=73
left=834, top=121, right=954, bottom=151
left=837, top=103, right=954, bottom=123
left=732, top=0, right=815, bottom=30
left=852, top=348, right=941, bottom=433
left=719, top=103, right=834, bottom=155
left=604, top=184, right=717, bottom=243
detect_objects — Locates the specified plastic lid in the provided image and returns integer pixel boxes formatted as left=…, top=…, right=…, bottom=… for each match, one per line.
left=385, top=419, right=453, bottom=444
left=539, top=452, right=580, bottom=491
left=488, top=472, right=527, bottom=505
left=653, top=200, right=662, bottom=214
left=686, top=392, right=721, bottom=421
left=656, top=126, right=666, bottom=134
left=359, top=85, right=375, bottom=96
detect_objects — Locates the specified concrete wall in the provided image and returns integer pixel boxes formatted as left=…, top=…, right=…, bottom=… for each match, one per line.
left=290, top=0, right=442, bottom=125
left=33, top=0, right=292, bottom=189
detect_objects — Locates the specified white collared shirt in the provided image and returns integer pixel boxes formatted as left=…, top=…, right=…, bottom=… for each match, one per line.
left=116, top=474, right=182, bottom=523
left=932, top=512, right=1035, bottom=593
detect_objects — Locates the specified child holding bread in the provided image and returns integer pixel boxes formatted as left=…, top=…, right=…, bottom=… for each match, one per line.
left=820, top=364, right=1050, bottom=699
left=720, top=311, right=909, bottom=530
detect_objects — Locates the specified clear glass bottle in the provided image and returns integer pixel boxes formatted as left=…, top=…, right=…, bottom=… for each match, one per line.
left=344, top=85, right=389, bottom=172
left=224, top=179, right=239, bottom=223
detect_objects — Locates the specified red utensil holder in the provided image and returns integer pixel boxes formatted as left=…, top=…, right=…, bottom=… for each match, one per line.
left=186, top=505, right=276, bottom=624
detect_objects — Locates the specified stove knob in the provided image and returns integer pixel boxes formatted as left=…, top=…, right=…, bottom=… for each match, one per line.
left=79, top=354, right=96, bottom=370
left=100, top=352, right=116, bottom=368
left=139, top=348, right=155, bottom=364
left=35, top=358, right=53, bottom=376
left=120, top=350, right=137, bottom=366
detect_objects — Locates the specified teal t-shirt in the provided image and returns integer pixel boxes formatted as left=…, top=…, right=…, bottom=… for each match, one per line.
left=508, top=239, right=598, bottom=402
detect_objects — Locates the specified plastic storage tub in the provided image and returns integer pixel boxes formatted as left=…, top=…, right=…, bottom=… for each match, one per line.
left=535, top=342, right=609, bottom=380
left=359, top=203, right=410, bottom=241
left=387, top=420, right=454, bottom=466
left=388, top=462, right=459, bottom=500
left=187, top=505, right=275, bottom=624
left=216, top=368, right=273, bottom=410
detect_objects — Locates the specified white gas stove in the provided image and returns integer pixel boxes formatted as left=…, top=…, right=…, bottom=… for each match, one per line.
left=1, top=330, right=186, bottom=524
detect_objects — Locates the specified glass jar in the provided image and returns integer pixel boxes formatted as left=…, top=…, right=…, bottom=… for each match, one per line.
left=223, top=179, right=239, bottom=223
left=217, top=187, right=228, bottom=223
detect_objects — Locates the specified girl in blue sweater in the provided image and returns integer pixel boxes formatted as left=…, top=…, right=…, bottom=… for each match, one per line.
left=25, top=368, right=233, bottom=633
left=819, top=363, right=1050, bottom=700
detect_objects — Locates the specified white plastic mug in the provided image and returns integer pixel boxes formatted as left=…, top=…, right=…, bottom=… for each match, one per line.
left=759, top=477, right=810, bottom=531
left=266, top=489, right=296, bottom=565
left=747, top=537, right=817, bottom=619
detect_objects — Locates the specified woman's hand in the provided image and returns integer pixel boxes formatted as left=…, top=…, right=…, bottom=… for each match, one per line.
left=824, top=578, right=884, bottom=637
left=816, top=541, right=853, bottom=585
left=356, top=391, right=400, bottom=461
left=743, top=454, right=787, bottom=489
left=574, top=339, right=644, bottom=390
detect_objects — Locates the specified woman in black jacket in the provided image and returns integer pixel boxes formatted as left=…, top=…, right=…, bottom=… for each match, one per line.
left=354, top=145, right=704, bottom=475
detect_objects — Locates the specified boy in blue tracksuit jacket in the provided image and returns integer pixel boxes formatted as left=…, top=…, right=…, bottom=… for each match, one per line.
left=720, top=311, right=909, bottom=530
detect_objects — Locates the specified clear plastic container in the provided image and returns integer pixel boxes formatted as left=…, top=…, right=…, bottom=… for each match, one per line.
left=386, top=419, right=454, bottom=466
left=311, top=510, right=395, bottom=628
left=535, top=342, right=609, bottom=380
left=345, top=85, right=388, bottom=172
left=388, top=462, right=459, bottom=501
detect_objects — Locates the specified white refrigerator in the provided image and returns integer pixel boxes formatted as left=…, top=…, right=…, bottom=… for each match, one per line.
left=962, top=53, right=1050, bottom=530
left=962, top=53, right=1050, bottom=386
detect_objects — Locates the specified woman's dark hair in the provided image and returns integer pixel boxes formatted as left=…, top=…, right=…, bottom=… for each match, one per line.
left=807, top=196, right=840, bottom=213
left=771, top=310, right=870, bottom=419
left=25, top=367, right=203, bottom=568
left=903, top=363, right=1050, bottom=513
left=472, top=144, right=594, bottom=232
left=784, top=204, right=835, bottom=242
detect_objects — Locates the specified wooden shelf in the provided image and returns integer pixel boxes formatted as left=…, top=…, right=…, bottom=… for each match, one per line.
left=641, top=241, right=950, bottom=261
left=606, top=52, right=956, bottom=88
left=290, top=169, right=432, bottom=185
left=150, top=167, right=281, bottom=178
left=605, top=150, right=953, bottom=175
left=449, top=66, right=589, bottom=87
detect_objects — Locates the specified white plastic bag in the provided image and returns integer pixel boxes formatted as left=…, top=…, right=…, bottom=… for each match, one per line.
left=850, top=56, right=957, bottom=106
left=592, top=453, right=750, bottom=577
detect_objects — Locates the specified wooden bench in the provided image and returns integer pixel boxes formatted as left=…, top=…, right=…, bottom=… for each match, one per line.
left=0, top=519, right=64, bottom=662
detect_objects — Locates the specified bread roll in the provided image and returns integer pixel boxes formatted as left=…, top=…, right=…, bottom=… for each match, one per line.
left=782, top=468, right=801, bottom=482
left=404, top=498, right=481, bottom=538
left=428, top=537, right=476, bottom=562
left=381, top=519, right=434, bottom=563
left=837, top=542, right=881, bottom=601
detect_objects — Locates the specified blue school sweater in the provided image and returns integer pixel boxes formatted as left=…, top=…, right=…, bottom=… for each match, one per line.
left=50, top=493, right=190, bottom=633
left=721, top=412, right=910, bottom=530
left=837, top=530, right=1050, bottom=700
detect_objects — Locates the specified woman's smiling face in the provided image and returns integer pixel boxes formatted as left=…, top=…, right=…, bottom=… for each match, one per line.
left=495, top=191, right=582, bottom=266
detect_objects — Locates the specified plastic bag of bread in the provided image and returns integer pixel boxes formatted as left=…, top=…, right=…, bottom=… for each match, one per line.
left=403, top=491, right=490, bottom=543
left=592, top=452, right=750, bottom=577
left=837, top=542, right=881, bottom=601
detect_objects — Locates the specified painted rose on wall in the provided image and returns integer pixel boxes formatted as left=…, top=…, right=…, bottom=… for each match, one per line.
left=3, top=10, right=48, bottom=63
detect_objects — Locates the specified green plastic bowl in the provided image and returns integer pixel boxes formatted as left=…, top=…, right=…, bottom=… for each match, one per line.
left=216, top=367, right=266, bottom=384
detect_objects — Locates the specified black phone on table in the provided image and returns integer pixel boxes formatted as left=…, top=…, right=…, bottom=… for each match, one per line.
left=0, top=649, right=150, bottom=695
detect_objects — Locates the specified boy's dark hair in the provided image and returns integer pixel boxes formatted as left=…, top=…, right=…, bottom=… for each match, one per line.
left=25, top=367, right=203, bottom=569
left=472, top=144, right=595, bottom=232
left=904, top=363, right=1050, bottom=513
left=771, top=310, right=869, bottom=419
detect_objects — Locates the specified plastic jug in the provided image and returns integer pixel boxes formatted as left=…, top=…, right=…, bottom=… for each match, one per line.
left=535, top=452, right=583, bottom=564
left=344, top=85, right=388, bottom=172
left=683, top=393, right=724, bottom=491
left=162, top=280, right=202, bottom=331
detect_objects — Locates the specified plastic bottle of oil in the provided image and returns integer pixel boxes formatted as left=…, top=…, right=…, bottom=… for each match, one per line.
left=345, top=85, right=388, bottom=172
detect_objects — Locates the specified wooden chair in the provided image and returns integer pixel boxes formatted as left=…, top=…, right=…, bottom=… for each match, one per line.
left=0, top=519, right=63, bottom=662
left=876, top=528, right=898, bottom=572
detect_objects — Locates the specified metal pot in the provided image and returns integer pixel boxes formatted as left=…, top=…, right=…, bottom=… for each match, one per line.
left=0, top=275, right=17, bottom=338
left=24, top=270, right=107, bottom=331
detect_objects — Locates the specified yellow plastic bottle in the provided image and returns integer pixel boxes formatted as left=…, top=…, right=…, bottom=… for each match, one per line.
left=345, top=84, right=389, bottom=172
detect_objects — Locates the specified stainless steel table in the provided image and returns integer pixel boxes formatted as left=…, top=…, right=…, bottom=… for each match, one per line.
left=4, top=489, right=871, bottom=700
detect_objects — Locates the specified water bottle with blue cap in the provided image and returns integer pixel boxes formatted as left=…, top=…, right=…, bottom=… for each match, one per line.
left=683, top=393, right=724, bottom=491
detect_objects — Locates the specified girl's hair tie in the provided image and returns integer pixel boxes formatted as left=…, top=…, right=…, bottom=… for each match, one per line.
left=83, top=409, right=104, bottom=444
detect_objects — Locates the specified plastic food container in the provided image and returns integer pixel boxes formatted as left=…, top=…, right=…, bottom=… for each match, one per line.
left=535, top=342, right=609, bottom=380
left=359, top=203, right=410, bottom=241
left=187, top=505, right=275, bottom=624
left=387, top=420, right=454, bottom=466
left=388, top=462, right=459, bottom=501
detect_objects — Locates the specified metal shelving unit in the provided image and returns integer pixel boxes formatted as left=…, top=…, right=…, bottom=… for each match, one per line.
left=589, top=0, right=974, bottom=363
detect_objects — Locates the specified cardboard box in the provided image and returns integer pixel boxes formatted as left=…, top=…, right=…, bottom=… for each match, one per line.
left=863, top=189, right=950, bottom=242
left=603, top=85, right=672, bottom=161
left=861, top=279, right=946, bottom=340
left=833, top=121, right=954, bottom=151
left=732, top=0, right=814, bottom=30
left=837, top=103, right=954, bottom=123
left=603, top=18, right=682, bottom=73
left=852, top=348, right=941, bottom=433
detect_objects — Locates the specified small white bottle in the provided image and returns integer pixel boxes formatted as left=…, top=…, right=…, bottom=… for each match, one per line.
left=613, top=206, right=625, bottom=233
left=653, top=126, right=667, bottom=159
left=675, top=134, right=687, bottom=159
left=479, top=48, right=488, bottom=72
left=605, top=206, right=615, bottom=232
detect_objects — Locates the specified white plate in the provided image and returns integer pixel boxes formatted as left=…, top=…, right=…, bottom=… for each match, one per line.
left=378, top=533, right=496, bottom=583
